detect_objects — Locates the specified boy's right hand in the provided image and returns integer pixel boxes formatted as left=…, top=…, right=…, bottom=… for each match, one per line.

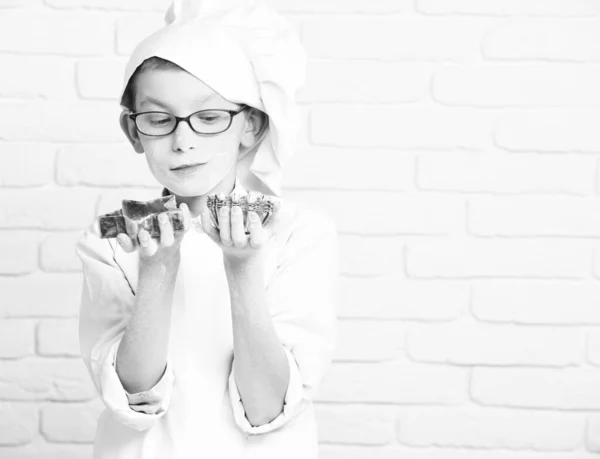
left=115, top=202, right=192, bottom=264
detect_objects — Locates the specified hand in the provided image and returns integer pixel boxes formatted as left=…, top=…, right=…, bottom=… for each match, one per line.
left=115, top=202, right=192, bottom=266
left=199, top=193, right=282, bottom=264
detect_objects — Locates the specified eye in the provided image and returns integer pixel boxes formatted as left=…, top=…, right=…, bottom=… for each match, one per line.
left=193, top=111, right=228, bottom=124
left=146, top=113, right=173, bottom=125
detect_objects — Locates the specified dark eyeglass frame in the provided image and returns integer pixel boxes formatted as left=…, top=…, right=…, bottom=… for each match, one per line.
left=128, top=105, right=248, bottom=137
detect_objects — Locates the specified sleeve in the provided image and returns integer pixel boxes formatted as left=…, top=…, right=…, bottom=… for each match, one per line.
left=75, top=220, right=175, bottom=432
left=227, top=208, right=339, bottom=435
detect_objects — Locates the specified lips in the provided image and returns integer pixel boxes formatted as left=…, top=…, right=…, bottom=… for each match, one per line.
left=171, top=162, right=206, bottom=170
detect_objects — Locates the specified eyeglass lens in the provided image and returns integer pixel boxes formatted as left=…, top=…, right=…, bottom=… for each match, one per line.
left=136, top=111, right=233, bottom=136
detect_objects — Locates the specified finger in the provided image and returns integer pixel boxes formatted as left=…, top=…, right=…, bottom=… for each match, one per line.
left=230, top=205, right=247, bottom=248
left=124, top=216, right=139, bottom=244
left=116, top=233, right=135, bottom=253
left=200, top=205, right=220, bottom=243
left=248, top=211, right=265, bottom=248
left=158, top=213, right=174, bottom=247
left=138, top=229, right=157, bottom=257
left=179, top=202, right=191, bottom=232
left=265, top=200, right=283, bottom=229
left=218, top=206, right=233, bottom=246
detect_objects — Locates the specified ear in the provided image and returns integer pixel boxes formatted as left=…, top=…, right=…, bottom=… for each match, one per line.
left=119, top=111, right=144, bottom=154
left=239, top=108, right=268, bottom=154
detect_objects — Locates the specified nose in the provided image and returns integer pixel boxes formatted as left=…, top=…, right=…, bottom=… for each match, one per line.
left=171, top=118, right=197, bottom=152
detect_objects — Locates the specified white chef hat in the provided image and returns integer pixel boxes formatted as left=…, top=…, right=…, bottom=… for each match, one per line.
left=119, top=0, right=307, bottom=197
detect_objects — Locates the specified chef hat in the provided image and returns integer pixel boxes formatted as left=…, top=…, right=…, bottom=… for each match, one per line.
left=120, top=0, right=307, bottom=197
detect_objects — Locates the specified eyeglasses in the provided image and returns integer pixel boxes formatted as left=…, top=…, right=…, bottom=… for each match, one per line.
left=128, top=105, right=247, bottom=137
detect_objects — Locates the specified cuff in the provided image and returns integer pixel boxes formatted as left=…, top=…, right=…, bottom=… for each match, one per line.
left=99, top=338, right=175, bottom=431
left=228, top=345, right=305, bottom=435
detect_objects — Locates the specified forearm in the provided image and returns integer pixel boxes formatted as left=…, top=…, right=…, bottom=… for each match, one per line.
left=116, top=257, right=180, bottom=394
left=225, top=256, right=289, bottom=427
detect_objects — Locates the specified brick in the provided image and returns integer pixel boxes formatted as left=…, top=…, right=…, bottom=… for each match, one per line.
left=0, top=102, right=123, bottom=142
left=0, top=231, right=41, bottom=274
left=40, top=400, right=103, bottom=443
left=472, top=281, right=600, bottom=325
left=314, top=404, right=396, bottom=445
left=472, top=367, right=600, bottom=409
left=46, top=0, right=169, bottom=10
left=57, top=144, right=158, bottom=188
left=484, top=19, right=600, bottom=61
left=417, top=0, right=600, bottom=16
left=302, top=18, right=490, bottom=61
left=285, top=190, right=464, bottom=236
left=334, top=320, right=406, bottom=362
left=0, top=55, right=75, bottom=99
left=418, top=151, right=595, bottom=195
left=282, top=148, right=415, bottom=192
left=470, top=196, right=600, bottom=237
left=338, top=236, right=404, bottom=276
left=0, top=0, right=42, bottom=6
left=0, top=444, right=93, bottom=459
left=0, top=273, right=82, bottom=318
left=298, top=62, right=431, bottom=103
left=339, top=275, right=469, bottom=320
left=0, top=403, right=37, bottom=446
left=407, top=320, right=584, bottom=366
left=407, top=238, right=590, bottom=279
left=396, top=407, right=585, bottom=451
left=495, top=109, right=600, bottom=153
left=0, top=189, right=98, bottom=230
left=0, top=320, right=35, bottom=359
left=96, top=187, right=163, bottom=216
left=587, top=331, right=600, bottom=367
left=37, top=319, right=80, bottom=357
left=76, top=58, right=127, bottom=100
left=320, top=447, right=598, bottom=459
left=433, top=64, right=600, bottom=106
left=592, top=252, right=600, bottom=280
left=116, top=13, right=165, bottom=55
left=264, top=0, right=412, bottom=13
left=40, top=232, right=82, bottom=273
left=588, top=415, right=600, bottom=452
left=0, top=12, right=113, bottom=55
left=311, top=106, right=493, bottom=150
left=0, top=144, right=55, bottom=187
left=317, top=363, right=468, bottom=404
left=0, top=358, right=95, bottom=401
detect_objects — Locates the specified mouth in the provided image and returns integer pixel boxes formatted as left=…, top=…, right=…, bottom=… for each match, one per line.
left=171, top=162, right=207, bottom=171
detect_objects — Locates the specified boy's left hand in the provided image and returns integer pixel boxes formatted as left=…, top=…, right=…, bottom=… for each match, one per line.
left=199, top=198, right=282, bottom=264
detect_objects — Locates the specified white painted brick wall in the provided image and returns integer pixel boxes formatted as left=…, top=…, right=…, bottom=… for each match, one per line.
left=1, top=1, right=600, bottom=458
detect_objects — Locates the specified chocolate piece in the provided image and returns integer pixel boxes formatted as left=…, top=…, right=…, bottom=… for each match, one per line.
left=98, top=195, right=184, bottom=239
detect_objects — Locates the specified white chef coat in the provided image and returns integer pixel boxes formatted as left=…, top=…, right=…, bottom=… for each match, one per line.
left=75, top=178, right=339, bottom=459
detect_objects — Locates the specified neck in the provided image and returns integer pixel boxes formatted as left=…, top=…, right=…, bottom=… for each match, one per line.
left=169, top=175, right=236, bottom=219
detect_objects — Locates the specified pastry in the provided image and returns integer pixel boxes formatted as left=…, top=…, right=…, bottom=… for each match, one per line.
left=206, top=191, right=275, bottom=235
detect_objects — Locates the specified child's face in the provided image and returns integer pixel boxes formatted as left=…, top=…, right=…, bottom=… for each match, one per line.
left=120, top=68, right=256, bottom=197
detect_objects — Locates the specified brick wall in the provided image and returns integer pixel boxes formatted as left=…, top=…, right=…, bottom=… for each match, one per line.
left=1, top=0, right=600, bottom=458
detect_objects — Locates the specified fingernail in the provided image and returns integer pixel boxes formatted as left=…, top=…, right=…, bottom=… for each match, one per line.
left=250, top=212, right=258, bottom=222
left=232, top=206, right=241, bottom=215
left=159, top=214, right=167, bottom=223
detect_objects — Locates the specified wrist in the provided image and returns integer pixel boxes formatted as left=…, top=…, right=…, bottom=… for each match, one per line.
left=224, top=251, right=264, bottom=276
left=139, top=253, right=181, bottom=277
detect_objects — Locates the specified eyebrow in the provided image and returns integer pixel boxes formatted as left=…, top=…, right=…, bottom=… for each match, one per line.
left=139, top=94, right=220, bottom=109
